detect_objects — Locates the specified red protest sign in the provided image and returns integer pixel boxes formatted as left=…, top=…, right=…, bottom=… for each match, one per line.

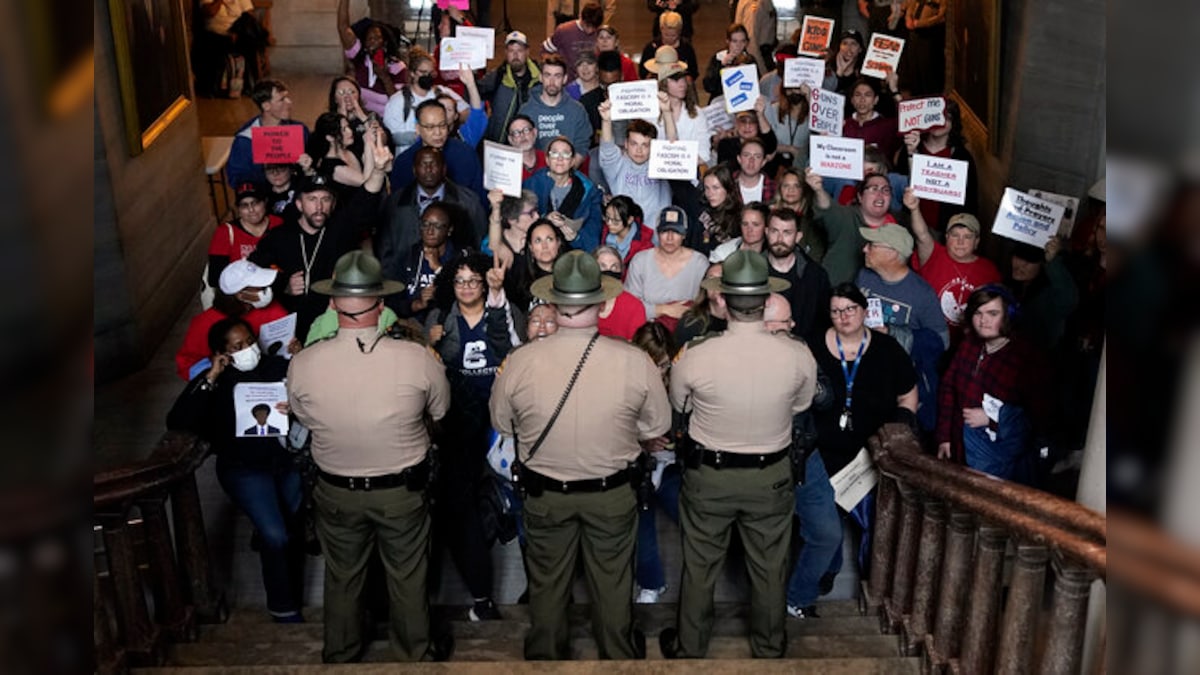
left=799, top=16, right=835, bottom=57
left=251, top=125, right=304, bottom=164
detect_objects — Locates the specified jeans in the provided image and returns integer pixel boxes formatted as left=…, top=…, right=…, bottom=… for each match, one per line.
left=635, top=465, right=682, bottom=591
left=785, top=452, right=843, bottom=608
left=216, top=459, right=304, bottom=615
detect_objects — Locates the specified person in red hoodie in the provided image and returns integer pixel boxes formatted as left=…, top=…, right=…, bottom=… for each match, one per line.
left=593, top=246, right=649, bottom=340
left=599, top=195, right=655, bottom=268
left=176, top=260, right=296, bottom=380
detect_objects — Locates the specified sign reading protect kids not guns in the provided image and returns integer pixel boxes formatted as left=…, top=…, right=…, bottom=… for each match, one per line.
left=798, top=16, right=835, bottom=57
left=809, top=88, right=845, bottom=136
left=861, top=34, right=905, bottom=79
left=898, top=97, right=946, bottom=132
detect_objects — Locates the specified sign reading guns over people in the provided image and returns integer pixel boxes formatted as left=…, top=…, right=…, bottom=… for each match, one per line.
left=809, top=88, right=845, bottom=136
left=607, top=80, right=660, bottom=121
left=251, top=126, right=304, bottom=164
left=909, top=154, right=969, bottom=205
left=992, top=188, right=1067, bottom=248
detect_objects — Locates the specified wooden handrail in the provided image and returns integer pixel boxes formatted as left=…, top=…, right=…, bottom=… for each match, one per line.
left=869, top=425, right=1105, bottom=572
left=94, top=432, right=210, bottom=510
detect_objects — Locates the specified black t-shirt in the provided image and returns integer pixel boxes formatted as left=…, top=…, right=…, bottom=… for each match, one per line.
left=813, top=331, right=917, bottom=474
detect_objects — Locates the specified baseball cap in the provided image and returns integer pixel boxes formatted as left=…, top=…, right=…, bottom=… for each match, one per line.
left=219, top=259, right=278, bottom=295
left=235, top=182, right=266, bottom=203
left=839, top=29, right=866, bottom=51
left=296, top=173, right=336, bottom=196
left=860, top=224, right=914, bottom=259
left=946, top=213, right=981, bottom=236
left=505, top=31, right=528, bottom=46
left=656, top=206, right=688, bottom=234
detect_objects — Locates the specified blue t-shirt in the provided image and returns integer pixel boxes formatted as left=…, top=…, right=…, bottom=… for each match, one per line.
left=456, top=314, right=500, bottom=400
left=856, top=268, right=950, bottom=349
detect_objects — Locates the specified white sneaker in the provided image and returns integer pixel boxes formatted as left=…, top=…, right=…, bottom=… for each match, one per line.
left=635, top=586, right=663, bottom=604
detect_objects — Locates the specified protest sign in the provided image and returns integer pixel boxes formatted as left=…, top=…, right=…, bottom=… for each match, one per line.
left=233, top=382, right=289, bottom=438
left=439, top=37, right=486, bottom=70
left=898, top=97, right=946, bottom=133
left=992, top=188, right=1067, bottom=248
left=809, top=136, right=864, bottom=180
left=702, top=98, right=733, bottom=131
left=258, top=313, right=297, bottom=360
left=1028, top=189, right=1080, bottom=237
left=798, top=16, right=835, bottom=57
left=251, top=125, right=304, bottom=164
left=864, top=297, right=884, bottom=328
left=608, top=80, right=660, bottom=121
left=809, top=88, right=845, bottom=136
left=482, top=141, right=523, bottom=197
left=910, top=153, right=969, bottom=205
left=648, top=140, right=699, bottom=180
left=861, top=34, right=905, bottom=79
left=456, top=26, right=495, bottom=59
left=436, top=0, right=470, bottom=9
left=829, top=448, right=878, bottom=511
left=720, top=65, right=760, bottom=113
left=783, top=56, right=827, bottom=91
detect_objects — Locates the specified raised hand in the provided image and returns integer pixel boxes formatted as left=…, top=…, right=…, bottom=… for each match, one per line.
left=902, top=186, right=920, bottom=211
left=804, top=166, right=824, bottom=191
left=903, top=130, right=921, bottom=156
left=598, top=100, right=612, bottom=122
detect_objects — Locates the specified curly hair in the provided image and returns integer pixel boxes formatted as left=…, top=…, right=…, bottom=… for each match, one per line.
left=432, top=251, right=493, bottom=312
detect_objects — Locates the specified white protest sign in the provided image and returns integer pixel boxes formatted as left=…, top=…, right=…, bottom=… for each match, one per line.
left=809, top=136, right=864, bottom=181
left=608, top=80, right=660, bottom=121
left=482, top=141, right=524, bottom=197
left=720, top=65, right=760, bottom=114
left=233, top=382, right=289, bottom=438
left=1028, top=189, right=1080, bottom=237
left=809, top=88, right=845, bottom=135
left=864, top=297, right=884, bottom=328
left=910, top=153, right=969, bottom=205
left=439, top=37, right=486, bottom=70
left=861, top=34, right=905, bottom=79
left=702, top=98, right=733, bottom=132
left=992, top=188, right=1067, bottom=248
left=258, top=313, right=297, bottom=360
left=648, top=140, right=699, bottom=180
left=898, top=97, right=946, bottom=133
left=783, top=56, right=826, bottom=91
left=455, top=26, right=495, bottom=59
left=829, top=448, right=878, bottom=511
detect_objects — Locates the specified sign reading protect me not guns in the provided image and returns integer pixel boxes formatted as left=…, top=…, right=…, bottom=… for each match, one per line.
left=898, top=97, right=946, bottom=133
left=251, top=125, right=304, bottom=164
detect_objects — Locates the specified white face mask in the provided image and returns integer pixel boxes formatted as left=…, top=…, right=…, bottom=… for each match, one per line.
left=249, top=286, right=273, bottom=309
left=229, top=343, right=261, bottom=372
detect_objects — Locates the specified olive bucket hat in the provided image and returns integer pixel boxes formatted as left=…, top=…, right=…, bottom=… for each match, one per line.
left=530, top=250, right=623, bottom=306
left=701, top=250, right=790, bottom=295
left=311, top=251, right=406, bottom=297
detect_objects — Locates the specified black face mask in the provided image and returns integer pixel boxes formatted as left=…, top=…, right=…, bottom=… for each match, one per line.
left=416, top=74, right=435, bottom=90
left=786, top=92, right=806, bottom=105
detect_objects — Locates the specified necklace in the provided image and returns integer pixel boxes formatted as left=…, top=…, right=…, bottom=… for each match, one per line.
left=299, top=227, right=326, bottom=295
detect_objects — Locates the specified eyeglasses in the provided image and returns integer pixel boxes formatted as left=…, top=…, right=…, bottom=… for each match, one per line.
left=508, top=127, right=534, bottom=137
left=830, top=306, right=861, bottom=317
left=419, top=122, right=449, bottom=131
left=336, top=89, right=357, bottom=97
left=521, top=208, right=538, bottom=218
left=547, top=151, right=573, bottom=159
left=453, top=278, right=483, bottom=288
left=420, top=221, right=448, bottom=231
left=603, top=214, right=623, bottom=223
left=862, top=184, right=892, bottom=195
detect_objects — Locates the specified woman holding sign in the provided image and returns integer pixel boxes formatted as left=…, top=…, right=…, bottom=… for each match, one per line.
left=167, top=317, right=304, bottom=624
left=524, top=136, right=603, bottom=252
left=894, top=99, right=978, bottom=237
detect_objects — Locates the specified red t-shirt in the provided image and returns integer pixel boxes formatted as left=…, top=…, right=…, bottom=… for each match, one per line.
left=174, top=304, right=290, bottom=380
left=911, top=243, right=1001, bottom=329
left=598, top=291, right=649, bottom=341
left=208, top=216, right=284, bottom=263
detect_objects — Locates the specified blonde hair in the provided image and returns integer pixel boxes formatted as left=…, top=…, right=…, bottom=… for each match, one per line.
left=660, top=11, right=683, bottom=30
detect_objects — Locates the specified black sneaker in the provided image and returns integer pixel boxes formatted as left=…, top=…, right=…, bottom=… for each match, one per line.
left=659, top=627, right=680, bottom=659
left=787, top=604, right=820, bottom=619
left=818, top=571, right=837, bottom=596
left=425, top=632, right=455, bottom=662
left=468, top=598, right=501, bottom=621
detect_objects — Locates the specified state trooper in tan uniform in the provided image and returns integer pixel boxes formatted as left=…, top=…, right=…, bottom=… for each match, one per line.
left=489, top=251, right=672, bottom=661
left=288, top=251, right=452, bottom=663
left=660, top=250, right=819, bottom=659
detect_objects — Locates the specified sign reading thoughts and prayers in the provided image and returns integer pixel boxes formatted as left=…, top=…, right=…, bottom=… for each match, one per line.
left=482, top=141, right=524, bottom=198
left=798, top=16, right=835, bottom=57
left=861, top=34, right=905, bottom=79
left=992, top=188, right=1067, bottom=248
left=809, top=136, right=864, bottom=181
left=648, top=140, right=699, bottom=180
left=720, top=65, right=760, bottom=113
left=251, top=125, right=304, bottom=164
left=809, top=88, right=845, bottom=136
left=909, top=153, right=969, bottom=205
left=608, top=80, right=660, bottom=121
left=783, top=56, right=827, bottom=91
left=1028, top=189, right=1081, bottom=237
left=898, top=97, right=946, bottom=133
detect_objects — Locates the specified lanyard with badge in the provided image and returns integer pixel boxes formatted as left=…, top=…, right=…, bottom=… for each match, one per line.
left=836, top=330, right=868, bottom=431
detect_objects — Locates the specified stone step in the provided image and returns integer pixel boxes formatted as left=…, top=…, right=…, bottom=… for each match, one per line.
left=202, top=603, right=879, bottom=644
left=138, top=656, right=921, bottom=674
left=166, top=633, right=902, bottom=665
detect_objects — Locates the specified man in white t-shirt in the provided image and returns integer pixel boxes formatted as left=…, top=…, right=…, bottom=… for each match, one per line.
left=733, top=137, right=776, bottom=204
left=383, top=52, right=468, bottom=155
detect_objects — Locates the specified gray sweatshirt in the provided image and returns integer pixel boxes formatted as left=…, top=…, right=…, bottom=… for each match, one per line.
left=518, top=88, right=594, bottom=158
left=598, top=141, right=671, bottom=229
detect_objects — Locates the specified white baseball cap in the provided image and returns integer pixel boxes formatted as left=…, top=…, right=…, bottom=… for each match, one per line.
left=219, top=259, right=278, bottom=295
left=505, top=31, right=528, bottom=46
